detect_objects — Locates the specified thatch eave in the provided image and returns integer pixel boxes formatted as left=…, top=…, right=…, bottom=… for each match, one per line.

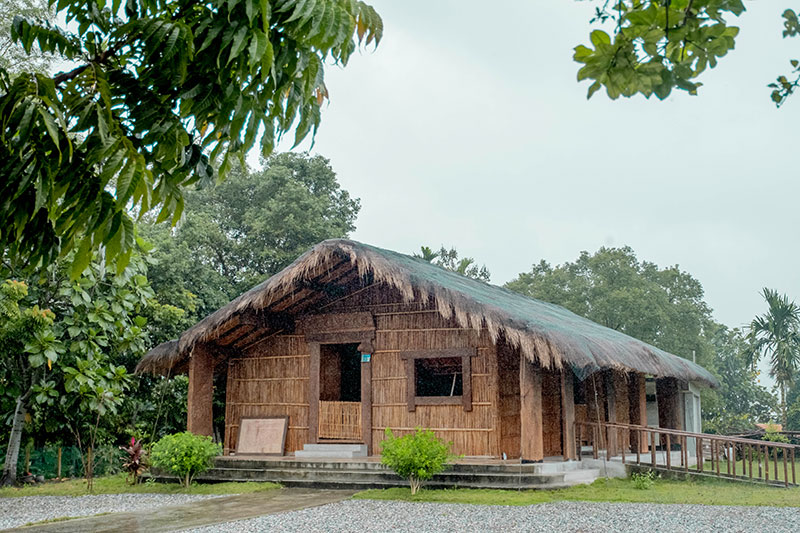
left=135, top=239, right=719, bottom=388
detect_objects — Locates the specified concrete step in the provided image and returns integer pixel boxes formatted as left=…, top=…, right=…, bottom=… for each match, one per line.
left=205, top=466, right=567, bottom=486
left=294, top=443, right=368, bottom=459
left=302, top=444, right=367, bottom=453
left=215, top=458, right=581, bottom=475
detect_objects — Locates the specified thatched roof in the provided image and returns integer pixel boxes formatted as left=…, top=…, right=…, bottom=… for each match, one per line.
left=136, top=239, right=718, bottom=387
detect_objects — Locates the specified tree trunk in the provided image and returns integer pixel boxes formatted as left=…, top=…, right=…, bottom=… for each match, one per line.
left=1, top=393, right=29, bottom=486
left=781, top=384, right=787, bottom=429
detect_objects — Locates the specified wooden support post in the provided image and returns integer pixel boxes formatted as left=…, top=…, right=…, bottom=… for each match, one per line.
left=748, top=445, right=753, bottom=480
left=519, top=357, right=543, bottom=462
left=361, top=355, right=372, bottom=455
left=560, top=369, right=576, bottom=461
left=656, top=377, right=682, bottom=431
left=604, top=372, right=617, bottom=458
left=187, top=344, right=214, bottom=437
left=791, top=449, right=796, bottom=485
left=57, top=447, right=62, bottom=479
left=308, top=342, right=320, bottom=444
left=764, top=446, right=768, bottom=482
left=666, top=434, right=671, bottom=469
left=635, top=428, right=641, bottom=464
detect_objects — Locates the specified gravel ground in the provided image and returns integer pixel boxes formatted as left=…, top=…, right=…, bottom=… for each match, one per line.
left=187, top=499, right=800, bottom=533
left=0, top=493, right=224, bottom=530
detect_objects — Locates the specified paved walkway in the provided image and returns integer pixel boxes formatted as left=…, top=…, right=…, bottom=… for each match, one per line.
left=5, top=488, right=355, bottom=532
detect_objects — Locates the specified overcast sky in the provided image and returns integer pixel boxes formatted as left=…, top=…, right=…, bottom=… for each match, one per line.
left=268, top=1, right=798, bottom=340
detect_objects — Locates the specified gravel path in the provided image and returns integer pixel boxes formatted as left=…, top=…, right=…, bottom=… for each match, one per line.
left=0, top=493, right=224, bottom=530
left=187, top=499, right=800, bottom=533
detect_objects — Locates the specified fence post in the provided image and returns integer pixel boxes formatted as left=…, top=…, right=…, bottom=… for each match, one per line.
left=651, top=431, right=657, bottom=467
left=774, top=446, right=779, bottom=481
left=696, top=437, right=703, bottom=473
left=636, top=429, right=641, bottom=465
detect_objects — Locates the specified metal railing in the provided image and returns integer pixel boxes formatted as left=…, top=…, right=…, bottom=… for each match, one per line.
left=577, top=421, right=800, bottom=487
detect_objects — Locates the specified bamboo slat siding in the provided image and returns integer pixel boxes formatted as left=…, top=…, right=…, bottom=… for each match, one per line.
left=327, top=285, right=498, bottom=457
left=225, top=335, right=309, bottom=454
left=497, top=341, right=521, bottom=458
left=318, top=401, right=362, bottom=440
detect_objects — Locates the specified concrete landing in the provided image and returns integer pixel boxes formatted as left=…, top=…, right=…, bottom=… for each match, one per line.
left=5, top=488, right=355, bottom=533
left=294, top=443, right=368, bottom=459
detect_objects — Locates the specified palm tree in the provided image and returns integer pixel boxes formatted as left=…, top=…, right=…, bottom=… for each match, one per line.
left=747, top=288, right=800, bottom=427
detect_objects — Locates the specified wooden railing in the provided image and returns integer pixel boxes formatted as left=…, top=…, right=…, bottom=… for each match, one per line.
left=318, top=401, right=362, bottom=440
left=577, top=421, right=800, bottom=487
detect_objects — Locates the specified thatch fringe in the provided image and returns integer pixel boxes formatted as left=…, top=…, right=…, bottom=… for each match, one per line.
left=136, top=239, right=718, bottom=387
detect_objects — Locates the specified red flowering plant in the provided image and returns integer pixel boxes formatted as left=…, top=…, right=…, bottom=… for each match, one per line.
left=120, top=437, right=149, bottom=485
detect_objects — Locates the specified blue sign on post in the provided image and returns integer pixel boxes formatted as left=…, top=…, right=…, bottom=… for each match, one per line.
left=361, top=353, right=371, bottom=363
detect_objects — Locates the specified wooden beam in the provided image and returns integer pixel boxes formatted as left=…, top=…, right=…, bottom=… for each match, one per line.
left=561, top=368, right=576, bottom=460
left=630, top=373, right=648, bottom=453
left=405, top=358, right=416, bottom=412
left=520, top=356, right=543, bottom=462
left=488, top=344, right=502, bottom=458
left=400, top=348, right=478, bottom=360
left=361, top=354, right=373, bottom=455
left=604, top=371, right=617, bottom=457
left=308, top=342, right=320, bottom=444
left=462, top=353, right=473, bottom=412
left=187, top=344, right=214, bottom=437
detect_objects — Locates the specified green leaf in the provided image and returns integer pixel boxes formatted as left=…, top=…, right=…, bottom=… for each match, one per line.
left=590, top=30, right=611, bottom=48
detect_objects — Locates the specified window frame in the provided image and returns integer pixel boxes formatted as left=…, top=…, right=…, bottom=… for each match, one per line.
left=400, top=348, right=477, bottom=413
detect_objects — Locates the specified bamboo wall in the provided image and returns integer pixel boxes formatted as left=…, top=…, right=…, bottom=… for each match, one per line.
left=497, top=341, right=520, bottom=458
left=541, top=368, right=563, bottom=457
left=224, top=335, right=309, bottom=454
left=326, top=286, right=499, bottom=457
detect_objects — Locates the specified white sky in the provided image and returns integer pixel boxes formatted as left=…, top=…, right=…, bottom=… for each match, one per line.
left=265, top=1, right=798, bottom=352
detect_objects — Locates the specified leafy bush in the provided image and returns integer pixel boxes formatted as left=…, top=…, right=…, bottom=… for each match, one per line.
left=631, top=470, right=658, bottom=490
left=762, top=431, right=790, bottom=444
left=150, top=432, right=221, bottom=487
left=380, top=428, right=454, bottom=495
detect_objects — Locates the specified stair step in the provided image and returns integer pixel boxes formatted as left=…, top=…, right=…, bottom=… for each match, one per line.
left=294, top=443, right=368, bottom=459
left=302, top=444, right=367, bottom=453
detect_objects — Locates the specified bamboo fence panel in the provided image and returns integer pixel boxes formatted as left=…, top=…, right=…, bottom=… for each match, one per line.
left=318, top=401, right=362, bottom=440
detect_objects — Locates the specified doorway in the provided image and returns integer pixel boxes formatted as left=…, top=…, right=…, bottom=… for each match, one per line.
left=320, top=343, right=361, bottom=402
left=318, top=343, right=362, bottom=441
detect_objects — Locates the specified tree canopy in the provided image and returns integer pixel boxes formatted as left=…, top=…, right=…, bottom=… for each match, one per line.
left=0, top=0, right=53, bottom=74
left=575, top=1, right=799, bottom=104
left=746, top=288, right=800, bottom=427
left=1, top=0, right=381, bottom=276
left=142, top=152, right=360, bottom=318
left=505, top=246, right=713, bottom=364
left=414, top=246, right=491, bottom=282
left=505, top=245, right=777, bottom=431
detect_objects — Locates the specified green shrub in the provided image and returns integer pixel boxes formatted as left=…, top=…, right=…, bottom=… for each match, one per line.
left=631, top=469, right=658, bottom=490
left=380, top=428, right=455, bottom=495
left=150, top=432, right=221, bottom=487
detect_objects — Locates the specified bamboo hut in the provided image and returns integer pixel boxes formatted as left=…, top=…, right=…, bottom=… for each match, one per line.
left=137, top=239, right=717, bottom=461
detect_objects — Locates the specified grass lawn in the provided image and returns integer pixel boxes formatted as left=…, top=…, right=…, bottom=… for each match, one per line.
left=0, top=474, right=280, bottom=498
left=354, top=476, right=800, bottom=507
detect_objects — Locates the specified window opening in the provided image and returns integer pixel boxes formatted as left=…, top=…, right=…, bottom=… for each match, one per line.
left=415, top=356, right=463, bottom=397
